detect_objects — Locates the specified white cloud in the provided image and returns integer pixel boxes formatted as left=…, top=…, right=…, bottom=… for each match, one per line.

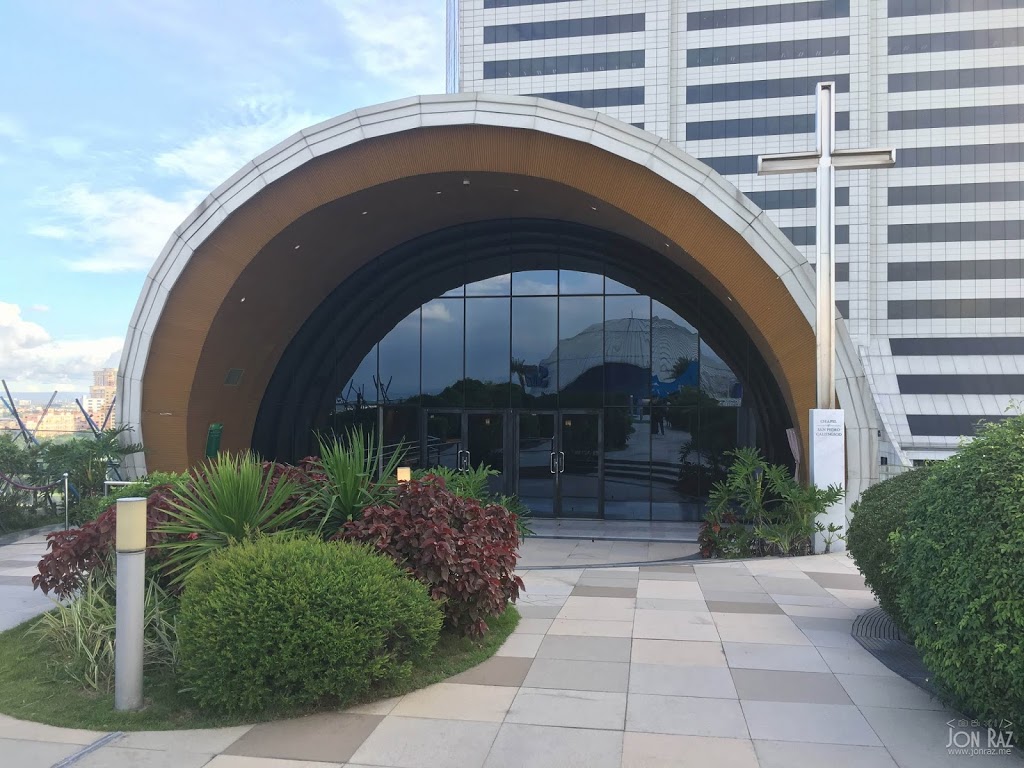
left=154, top=95, right=324, bottom=189
left=29, top=305, right=50, bottom=312
left=0, top=302, right=121, bottom=391
left=32, top=183, right=202, bottom=272
left=326, top=0, right=446, bottom=95
left=422, top=302, right=454, bottom=323
left=0, top=114, right=21, bottom=140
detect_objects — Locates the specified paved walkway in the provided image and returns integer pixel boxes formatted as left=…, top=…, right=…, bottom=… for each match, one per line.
left=3, top=550, right=1017, bottom=767
left=0, top=531, right=53, bottom=631
left=519, top=521, right=699, bottom=568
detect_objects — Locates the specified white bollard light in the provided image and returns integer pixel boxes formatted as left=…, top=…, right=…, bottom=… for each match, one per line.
left=114, top=497, right=147, bottom=711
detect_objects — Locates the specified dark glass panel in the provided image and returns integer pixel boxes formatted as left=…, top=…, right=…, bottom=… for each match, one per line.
left=339, top=345, right=377, bottom=408
left=512, top=297, right=558, bottom=406
left=697, top=339, right=743, bottom=499
left=558, top=296, right=604, bottom=407
left=604, top=295, right=651, bottom=407
left=466, top=298, right=511, bottom=407
left=420, top=298, right=465, bottom=406
left=513, top=270, right=558, bottom=295
left=425, top=411, right=462, bottom=470
left=559, top=412, right=601, bottom=517
left=603, top=406, right=650, bottom=520
left=466, top=273, right=511, bottom=296
left=559, top=269, right=604, bottom=294
left=518, top=410, right=556, bottom=516
left=377, top=309, right=420, bottom=403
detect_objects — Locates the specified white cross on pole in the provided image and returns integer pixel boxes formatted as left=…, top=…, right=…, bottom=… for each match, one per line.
left=758, top=81, right=894, bottom=552
left=758, top=81, right=895, bottom=410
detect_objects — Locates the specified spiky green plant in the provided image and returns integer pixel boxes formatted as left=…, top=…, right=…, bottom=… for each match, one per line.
left=158, top=452, right=315, bottom=581
left=314, top=429, right=407, bottom=531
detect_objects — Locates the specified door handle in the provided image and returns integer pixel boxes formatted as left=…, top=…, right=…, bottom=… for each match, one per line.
left=558, top=451, right=565, bottom=473
left=549, top=452, right=557, bottom=474
left=462, top=450, right=471, bottom=471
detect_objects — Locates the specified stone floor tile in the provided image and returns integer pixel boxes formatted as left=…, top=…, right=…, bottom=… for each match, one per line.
left=626, top=694, right=749, bottom=738
left=483, top=722, right=622, bottom=768
left=800, top=629, right=861, bottom=648
left=757, top=577, right=832, bottom=597
left=753, top=740, right=898, bottom=768
left=514, top=618, right=553, bottom=634
left=391, top=683, right=516, bottom=722
left=515, top=595, right=568, bottom=609
left=637, top=571, right=697, bottom=582
left=584, top=567, right=641, bottom=577
left=349, top=716, right=499, bottom=768
left=344, top=696, right=404, bottom=715
left=629, top=663, right=737, bottom=698
left=570, top=584, right=638, bottom=598
left=859, top=706, right=1021, bottom=767
left=705, top=600, right=783, bottom=614
left=638, top=564, right=695, bottom=574
left=621, top=732, right=759, bottom=768
left=818, top=646, right=900, bottom=677
left=0, top=713, right=104, bottom=744
left=0, top=737, right=79, bottom=768
left=694, top=574, right=764, bottom=592
left=722, top=642, right=830, bottom=672
left=804, top=571, right=869, bottom=590
left=224, top=713, right=382, bottom=763
left=635, top=598, right=709, bottom=612
left=700, top=590, right=775, bottom=604
left=523, top=658, right=630, bottom=692
left=731, top=668, right=852, bottom=704
left=116, top=726, right=253, bottom=753
left=515, top=604, right=561, bottom=619
left=712, top=613, right=810, bottom=646
left=556, top=596, right=635, bottom=622
left=207, top=757, right=342, bottom=768
left=826, top=589, right=879, bottom=609
left=779, top=603, right=859, bottom=619
left=536, top=634, right=632, bottom=662
left=518, top=582, right=575, bottom=597
left=835, top=674, right=945, bottom=709
left=741, top=701, right=881, bottom=745
left=789, top=616, right=854, bottom=632
left=633, top=610, right=719, bottom=642
left=548, top=618, right=634, bottom=637
left=75, top=746, right=213, bottom=767
left=506, top=687, right=627, bottom=730
left=448, top=656, right=534, bottom=687
left=631, top=639, right=727, bottom=667
left=495, top=632, right=543, bottom=657
left=636, top=581, right=704, bottom=600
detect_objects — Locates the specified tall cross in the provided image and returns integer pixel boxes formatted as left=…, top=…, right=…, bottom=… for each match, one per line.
left=758, top=82, right=895, bottom=410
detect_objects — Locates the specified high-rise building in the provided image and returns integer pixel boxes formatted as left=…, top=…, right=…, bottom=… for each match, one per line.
left=449, top=0, right=1024, bottom=466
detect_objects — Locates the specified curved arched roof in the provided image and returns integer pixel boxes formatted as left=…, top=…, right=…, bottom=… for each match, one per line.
left=118, top=93, right=877, bottom=502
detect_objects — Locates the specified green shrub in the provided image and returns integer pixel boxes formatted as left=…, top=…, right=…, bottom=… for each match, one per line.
left=176, top=536, right=442, bottom=714
left=846, top=465, right=933, bottom=632
left=33, top=572, right=177, bottom=692
left=897, top=416, right=1024, bottom=724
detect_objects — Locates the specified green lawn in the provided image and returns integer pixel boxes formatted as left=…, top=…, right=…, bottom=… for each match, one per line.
left=0, top=606, right=519, bottom=732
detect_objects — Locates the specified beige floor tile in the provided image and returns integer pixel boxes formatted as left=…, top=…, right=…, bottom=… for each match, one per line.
left=206, top=757, right=343, bottom=768
left=548, top=618, right=634, bottom=637
left=633, top=610, right=720, bottom=642
left=556, top=596, right=635, bottom=622
left=0, top=713, right=105, bottom=745
left=114, top=726, right=253, bottom=754
left=630, top=639, right=727, bottom=667
left=391, top=682, right=516, bottom=722
left=622, top=732, right=759, bottom=768
left=495, top=632, right=544, bottom=657
left=636, top=581, right=704, bottom=600
left=343, top=695, right=404, bottom=715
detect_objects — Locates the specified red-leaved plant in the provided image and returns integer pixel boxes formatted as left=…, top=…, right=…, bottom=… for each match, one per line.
left=339, top=476, right=524, bottom=638
left=33, top=485, right=181, bottom=599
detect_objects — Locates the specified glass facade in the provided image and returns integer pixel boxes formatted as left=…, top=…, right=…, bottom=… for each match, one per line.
left=334, top=268, right=762, bottom=521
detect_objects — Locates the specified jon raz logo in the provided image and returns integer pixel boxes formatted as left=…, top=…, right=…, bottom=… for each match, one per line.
left=946, top=719, right=1015, bottom=757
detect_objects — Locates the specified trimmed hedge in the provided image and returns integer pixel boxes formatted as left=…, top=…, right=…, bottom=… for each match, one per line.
left=846, top=465, right=934, bottom=633
left=177, top=536, right=442, bottom=714
left=897, top=415, right=1024, bottom=725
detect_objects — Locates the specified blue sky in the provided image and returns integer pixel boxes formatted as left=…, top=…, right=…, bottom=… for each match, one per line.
left=0, top=0, right=446, bottom=391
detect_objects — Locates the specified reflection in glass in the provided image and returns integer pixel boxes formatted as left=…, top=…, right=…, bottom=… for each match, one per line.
left=467, top=412, right=505, bottom=495
left=511, top=297, right=557, bottom=405
left=421, top=298, right=465, bottom=405
left=425, top=411, right=462, bottom=470
left=604, top=295, right=651, bottom=407
left=605, top=276, right=639, bottom=295
left=466, top=298, right=511, bottom=407
left=382, top=406, right=420, bottom=466
left=697, top=339, right=742, bottom=497
left=560, top=412, right=601, bottom=517
left=557, top=296, right=604, bottom=406
left=513, top=270, right=558, bottom=295
left=518, top=411, right=556, bottom=517
left=378, top=309, right=420, bottom=403
left=339, top=345, right=377, bottom=408
left=466, top=273, right=511, bottom=296
left=559, top=269, right=604, bottom=294
left=603, top=407, right=649, bottom=519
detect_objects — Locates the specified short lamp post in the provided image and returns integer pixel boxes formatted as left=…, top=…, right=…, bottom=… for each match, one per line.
left=396, top=467, right=412, bottom=483
left=115, top=497, right=147, bottom=711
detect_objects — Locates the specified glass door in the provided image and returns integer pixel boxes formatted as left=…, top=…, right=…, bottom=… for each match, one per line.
left=466, top=411, right=506, bottom=496
left=516, top=411, right=557, bottom=517
left=423, top=410, right=462, bottom=471
left=558, top=411, right=603, bottom=518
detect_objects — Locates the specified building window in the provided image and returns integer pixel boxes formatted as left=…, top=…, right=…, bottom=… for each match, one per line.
left=889, top=181, right=1024, bottom=206
left=888, top=298, right=1024, bottom=319
left=686, top=112, right=850, bottom=140
left=889, top=221, right=1024, bottom=243
left=896, top=143, right=1024, bottom=167
left=484, top=13, right=644, bottom=44
left=888, top=27, right=1024, bottom=56
left=687, top=37, right=849, bottom=67
left=888, top=260, right=1024, bottom=281
left=688, top=0, right=849, bottom=30
left=484, top=50, right=644, bottom=79
left=889, top=104, right=1024, bottom=130
left=907, top=415, right=1007, bottom=437
left=700, top=155, right=759, bottom=175
left=898, top=374, right=1024, bottom=395
left=687, top=74, right=850, bottom=103
left=889, top=0, right=1024, bottom=17
left=890, top=337, right=1024, bottom=355
left=889, top=65, right=1024, bottom=92
left=745, top=187, right=850, bottom=209
left=528, top=86, right=645, bottom=108
left=782, top=226, right=850, bottom=246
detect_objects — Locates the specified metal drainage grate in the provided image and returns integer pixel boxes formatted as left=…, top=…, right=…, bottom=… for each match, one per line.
left=852, top=607, right=937, bottom=695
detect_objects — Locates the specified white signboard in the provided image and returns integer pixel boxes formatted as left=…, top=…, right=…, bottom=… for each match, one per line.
left=809, top=408, right=846, bottom=553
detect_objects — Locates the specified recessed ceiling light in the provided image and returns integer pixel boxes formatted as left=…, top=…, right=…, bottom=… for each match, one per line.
left=664, top=242, right=670, bottom=248
left=362, top=211, right=368, bottom=215
left=513, top=188, right=519, bottom=192
left=293, top=244, right=300, bottom=250
left=240, top=297, right=246, bottom=302
left=590, top=206, right=598, bottom=211
left=436, top=191, right=442, bottom=195
left=462, top=178, right=470, bottom=185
